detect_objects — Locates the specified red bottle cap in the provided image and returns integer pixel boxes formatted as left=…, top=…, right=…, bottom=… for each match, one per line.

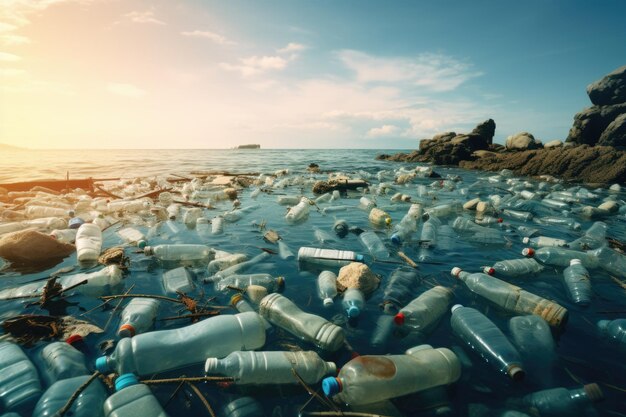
left=522, top=247, right=535, bottom=257
left=118, top=324, right=136, bottom=338
left=65, top=334, right=83, bottom=346
left=394, top=312, right=405, bottom=325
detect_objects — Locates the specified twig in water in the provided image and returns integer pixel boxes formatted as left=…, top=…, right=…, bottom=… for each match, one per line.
left=159, top=311, right=221, bottom=322
left=103, top=284, right=136, bottom=332
left=185, top=381, right=217, bottom=417
left=291, top=369, right=341, bottom=413
left=55, top=371, right=101, bottom=416
left=142, top=376, right=234, bottom=385
left=397, top=251, right=418, bottom=268
left=100, top=294, right=183, bottom=304
left=163, top=379, right=186, bottom=410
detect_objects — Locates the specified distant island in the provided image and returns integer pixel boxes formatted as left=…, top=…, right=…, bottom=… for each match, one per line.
left=0, top=143, right=26, bottom=151
left=236, top=144, right=261, bottom=149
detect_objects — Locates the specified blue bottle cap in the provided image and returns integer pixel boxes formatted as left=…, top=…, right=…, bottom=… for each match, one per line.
left=390, top=234, right=401, bottom=245
left=95, top=356, right=109, bottom=373
left=355, top=254, right=365, bottom=262
left=347, top=305, right=360, bottom=318
left=322, top=377, right=342, bottom=396
left=137, top=239, right=147, bottom=249
left=115, top=373, right=139, bottom=391
left=68, top=217, right=85, bottom=229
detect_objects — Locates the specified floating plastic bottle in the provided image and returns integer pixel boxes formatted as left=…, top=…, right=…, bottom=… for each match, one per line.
left=332, top=220, right=349, bottom=238
left=259, top=293, right=345, bottom=351
left=0, top=342, right=42, bottom=415
left=207, top=253, right=248, bottom=274
left=597, top=319, right=626, bottom=353
left=484, top=258, right=544, bottom=279
left=144, top=244, right=214, bottom=263
left=359, top=196, right=376, bottom=211
left=209, top=252, right=271, bottom=280
left=368, top=207, right=392, bottom=228
left=297, top=247, right=364, bottom=268
left=451, top=267, right=568, bottom=328
left=380, top=267, right=419, bottom=314
left=215, top=274, right=284, bottom=293
left=33, top=375, right=107, bottom=417
left=419, top=216, right=441, bottom=261
left=318, top=270, right=338, bottom=306
left=25, top=205, right=69, bottom=219
left=450, top=305, right=525, bottom=381
left=314, top=227, right=336, bottom=244
left=205, top=350, right=336, bottom=385
left=502, top=209, right=533, bottom=222
left=424, top=202, right=462, bottom=220
left=183, top=207, right=203, bottom=226
left=285, top=197, right=310, bottom=223
left=116, top=227, right=146, bottom=248
left=591, top=246, right=626, bottom=279
left=277, top=195, right=301, bottom=206
left=277, top=240, right=295, bottom=260
left=394, top=286, right=452, bottom=334
left=50, top=228, right=77, bottom=244
left=95, top=312, right=267, bottom=376
left=522, top=247, right=597, bottom=269
left=358, top=231, right=389, bottom=259
left=195, top=217, right=211, bottom=238
left=508, top=315, right=556, bottom=385
left=75, top=222, right=102, bottom=265
left=211, top=216, right=224, bottom=235
left=117, top=298, right=160, bottom=338
left=567, top=221, right=607, bottom=251
left=370, top=314, right=396, bottom=351
left=103, top=374, right=169, bottom=417
left=38, top=341, right=88, bottom=387
left=522, top=236, right=569, bottom=248
left=562, top=259, right=592, bottom=306
left=162, top=266, right=195, bottom=295
left=342, top=288, right=365, bottom=318
left=517, top=384, right=604, bottom=417
left=322, top=344, right=461, bottom=406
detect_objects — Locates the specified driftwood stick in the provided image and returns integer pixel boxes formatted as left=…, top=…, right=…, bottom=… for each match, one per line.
left=94, top=184, right=122, bottom=200
left=158, top=311, right=221, bottom=322
left=397, top=251, right=418, bottom=268
left=142, top=376, right=234, bottom=384
left=99, top=294, right=183, bottom=304
left=185, top=381, right=217, bottom=417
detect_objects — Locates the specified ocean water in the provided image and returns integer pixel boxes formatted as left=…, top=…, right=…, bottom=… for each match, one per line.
left=0, top=148, right=625, bottom=416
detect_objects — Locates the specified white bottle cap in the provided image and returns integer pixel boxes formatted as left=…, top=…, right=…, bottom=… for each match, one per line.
left=451, top=267, right=463, bottom=277
left=570, top=259, right=582, bottom=266
left=451, top=304, right=464, bottom=313
left=323, top=298, right=334, bottom=307
left=205, top=357, right=218, bottom=373
left=522, top=237, right=530, bottom=244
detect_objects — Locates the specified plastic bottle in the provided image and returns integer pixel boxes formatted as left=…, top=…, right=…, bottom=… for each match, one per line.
left=116, top=227, right=146, bottom=248
left=484, top=258, right=544, bottom=279
left=38, top=341, right=88, bottom=387
left=195, top=217, right=211, bottom=238
left=342, top=288, right=365, bottom=318
left=205, top=350, right=336, bottom=385
left=567, top=221, right=607, bottom=251
left=451, top=217, right=487, bottom=234
left=277, top=195, right=301, bottom=206
left=508, top=315, right=556, bottom=358
left=209, top=252, right=271, bottom=280
left=221, top=396, right=265, bottom=417
left=314, top=227, right=336, bottom=244
left=297, top=247, right=364, bottom=268
left=519, top=384, right=604, bottom=417
left=359, top=197, right=376, bottom=211
left=259, top=293, right=345, bottom=351
left=380, top=267, right=419, bottom=314
left=285, top=197, right=310, bottom=223
left=117, top=298, right=160, bottom=338
left=24, top=217, right=68, bottom=231
left=502, top=209, right=533, bottom=222
left=597, top=319, right=626, bottom=353
left=103, top=374, right=169, bottom=417
left=419, top=216, right=441, bottom=262
left=318, top=271, right=338, bottom=306
left=333, top=220, right=349, bottom=238
left=25, top=205, right=69, bottom=218
left=562, top=259, right=592, bottom=306
left=50, top=228, right=77, bottom=244
left=58, top=265, right=124, bottom=297
left=322, top=344, right=461, bottom=406
left=75, top=222, right=102, bottom=265
left=451, top=267, right=568, bottom=328
left=215, top=274, right=284, bottom=293
left=358, top=231, right=389, bottom=259
left=522, top=247, right=597, bottom=269
left=183, top=207, right=203, bottom=226
left=96, top=312, right=267, bottom=376
left=591, top=246, right=626, bottom=279
left=211, top=216, right=224, bottom=235
left=0, top=342, right=42, bottom=415
left=162, top=266, right=195, bottom=295
left=33, top=375, right=107, bottom=417
left=277, top=240, right=295, bottom=260
left=450, top=305, right=525, bottom=381
left=522, top=236, right=569, bottom=248
left=207, top=253, right=248, bottom=274
left=143, top=244, right=214, bottom=262
left=368, top=207, right=392, bottom=228
left=394, top=286, right=452, bottom=334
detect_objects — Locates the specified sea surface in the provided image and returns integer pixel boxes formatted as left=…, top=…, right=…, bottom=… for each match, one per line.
left=0, top=148, right=625, bottom=416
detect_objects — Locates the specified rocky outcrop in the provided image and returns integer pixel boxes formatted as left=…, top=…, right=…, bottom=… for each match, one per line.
left=505, top=132, right=542, bottom=150
left=598, top=113, right=626, bottom=147
left=587, top=65, right=626, bottom=106
left=544, top=140, right=563, bottom=148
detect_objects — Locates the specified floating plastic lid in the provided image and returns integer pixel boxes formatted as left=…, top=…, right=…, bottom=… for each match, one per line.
left=483, top=267, right=495, bottom=276
left=521, top=248, right=535, bottom=257
left=118, top=324, right=136, bottom=338
left=570, top=258, right=582, bottom=266
left=451, top=304, right=464, bottom=313
left=394, top=312, right=405, bottom=326
left=322, top=377, right=342, bottom=396
left=451, top=267, right=463, bottom=277
left=583, top=383, right=604, bottom=402
left=390, top=234, right=402, bottom=245
left=522, top=237, right=530, bottom=244
left=68, top=217, right=85, bottom=229
left=115, top=373, right=139, bottom=391
left=65, top=334, right=83, bottom=347
left=347, top=305, right=360, bottom=318
left=323, top=297, right=334, bottom=307
left=230, top=293, right=244, bottom=306
left=355, top=254, right=365, bottom=262
left=95, top=356, right=110, bottom=373
left=277, top=276, right=286, bottom=292
left=137, top=239, right=147, bottom=249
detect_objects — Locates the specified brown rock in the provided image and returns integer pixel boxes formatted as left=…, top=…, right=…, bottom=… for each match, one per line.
left=566, top=103, right=626, bottom=145
left=336, top=262, right=380, bottom=296
left=587, top=65, right=626, bottom=106
left=598, top=112, right=626, bottom=147
left=0, top=229, right=75, bottom=264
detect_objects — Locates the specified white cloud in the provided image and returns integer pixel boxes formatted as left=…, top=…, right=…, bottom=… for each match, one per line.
left=180, top=30, right=235, bottom=45
left=107, top=82, right=146, bottom=98
left=367, top=124, right=400, bottom=138
left=0, top=51, right=21, bottom=61
left=0, top=68, right=26, bottom=77
left=220, top=55, right=288, bottom=77
left=338, top=50, right=481, bottom=92
left=277, top=42, right=307, bottom=54
left=0, top=22, right=19, bottom=32
left=1, top=34, right=30, bottom=45
left=124, top=10, right=165, bottom=25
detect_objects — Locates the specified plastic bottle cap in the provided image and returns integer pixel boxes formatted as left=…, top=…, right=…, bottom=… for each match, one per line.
left=322, top=377, right=342, bottom=396
left=583, top=383, right=604, bottom=402
left=68, top=217, right=85, bottom=229
left=277, top=276, right=286, bottom=292
left=118, top=324, right=136, bottom=338
left=497, top=218, right=503, bottom=223
left=65, top=334, right=83, bottom=346
left=451, top=267, right=463, bottom=277
left=507, top=365, right=525, bottom=381
left=522, top=237, right=530, bottom=244
left=483, top=267, right=495, bottom=275
left=570, top=259, right=582, bottom=266
left=522, top=247, right=535, bottom=257
left=205, top=357, right=218, bottom=373
left=137, top=240, right=147, bottom=249
left=230, top=293, right=244, bottom=306
left=451, top=304, right=464, bottom=313
left=390, top=234, right=401, bottom=245
left=355, top=254, right=365, bottom=262
left=115, top=373, right=139, bottom=391
left=385, top=218, right=392, bottom=225
left=143, top=246, right=153, bottom=256
left=393, top=312, right=405, bottom=325
left=95, top=356, right=109, bottom=373
left=347, top=305, right=360, bottom=318
left=323, top=297, right=334, bottom=307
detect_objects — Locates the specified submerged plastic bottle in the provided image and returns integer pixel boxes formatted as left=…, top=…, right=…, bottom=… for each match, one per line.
left=144, top=244, right=214, bottom=263
left=38, top=341, right=89, bottom=387
left=162, top=266, right=195, bottom=295
left=215, top=274, right=285, bottom=293
left=451, top=267, right=568, bottom=328
left=0, top=342, right=42, bottom=415
left=522, top=247, right=597, bottom=269
left=75, top=222, right=102, bottom=264
left=597, top=319, right=626, bottom=353
left=116, top=227, right=146, bottom=248
left=33, top=375, right=107, bottom=417
left=322, top=345, right=461, bottom=406
left=277, top=240, right=295, bottom=260
left=259, top=293, right=345, bottom=351
left=358, top=231, right=389, bottom=259
left=562, top=259, right=592, bottom=306
left=297, top=247, right=364, bottom=268
left=96, top=312, right=267, bottom=376
left=333, top=220, right=349, bottom=238
left=380, top=267, right=419, bottom=314
left=117, top=298, right=160, bottom=338
left=207, top=253, right=248, bottom=274
left=567, top=221, right=607, bottom=251
left=451, top=305, right=524, bottom=381
left=518, top=384, right=604, bottom=417
left=318, top=271, right=338, bottom=306
left=205, top=350, right=336, bottom=385
left=394, top=286, right=453, bottom=334
left=285, top=197, right=310, bottom=222
left=522, top=235, right=569, bottom=248
left=103, top=374, right=169, bottom=417
left=592, top=246, right=626, bottom=279
left=484, top=258, right=544, bottom=279
left=342, top=288, right=365, bottom=318
left=419, top=216, right=441, bottom=261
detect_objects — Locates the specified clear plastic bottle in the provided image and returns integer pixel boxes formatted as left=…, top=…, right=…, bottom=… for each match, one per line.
left=117, top=227, right=146, bottom=248
left=95, top=312, right=267, bottom=376
left=75, top=222, right=102, bottom=265
left=419, top=216, right=441, bottom=262
left=380, top=267, right=419, bottom=314
left=209, top=252, right=271, bottom=280
left=522, top=236, right=569, bottom=248
left=215, top=274, right=284, bottom=293
left=358, top=231, right=389, bottom=259
left=38, top=341, right=88, bottom=387
left=370, top=314, right=396, bottom=351
left=450, top=305, right=525, bottom=381
left=522, top=247, right=598, bottom=269
left=183, top=207, right=203, bottom=226
left=451, top=267, right=568, bottom=328
left=424, top=201, right=462, bottom=220
left=322, top=344, right=461, bottom=406
left=207, top=253, right=247, bottom=274
left=333, top=220, right=349, bottom=238
left=502, top=209, right=533, bottom=222
left=318, top=271, right=338, bottom=307
left=508, top=315, right=555, bottom=357
left=342, top=288, right=365, bottom=318
left=0, top=342, right=42, bottom=415
left=205, top=350, right=336, bottom=385
left=359, top=196, right=376, bottom=211
left=597, top=319, right=626, bottom=353
left=25, top=205, right=69, bottom=218
left=285, top=197, right=310, bottom=223
left=277, top=195, right=302, bottom=206
left=297, top=247, right=364, bottom=268
left=451, top=216, right=488, bottom=234
left=259, top=293, right=345, bottom=351
left=143, top=244, right=214, bottom=262
left=103, top=374, right=169, bottom=417
left=591, top=246, right=626, bottom=279
left=117, top=298, right=160, bottom=338
left=50, top=228, right=77, bottom=244
left=519, top=384, right=604, bottom=417
left=314, top=227, right=336, bottom=244
left=277, top=240, right=295, bottom=260
left=33, top=375, right=107, bottom=417
left=562, top=259, right=592, bottom=306
left=394, top=286, right=452, bottom=334
left=484, top=258, right=544, bottom=279
left=211, top=216, right=224, bottom=235
left=195, top=217, right=211, bottom=238
left=162, top=266, right=195, bottom=295
left=368, top=207, right=392, bottom=228
left=567, top=221, right=607, bottom=251
left=57, top=265, right=124, bottom=297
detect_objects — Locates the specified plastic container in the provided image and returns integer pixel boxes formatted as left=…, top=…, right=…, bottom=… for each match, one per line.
left=209, top=252, right=271, bottom=280
left=314, top=227, right=336, bottom=244
left=259, top=293, right=345, bottom=351
left=322, top=345, right=461, bottom=406
left=116, top=227, right=146, bottom=248
left=117, top=298, right=160, bottom=338
left=103, top=374, right=168, bottom=417
left=451, top=267, right=568, bottom=328
left=95, top=312, right=267, bottom=376
left=317, top=270, right=338, bottom=306
left=277, top=240, right=295, bottom=260
left=390, top=209, right=419, bottom=245
left=342, top=288, right=365, bottom=318
left=451, top=305, right=524, bottom=381
left=33, top=375, right=107, bottom=417
left=519, top=384, right=604, bottom=417
left=419, top=216, right=441, bottom=261
left=162, top=266, right=195, bottom=295
left=358, top=231, right=389, bottom=259
left=567, top=221, right=607, bottom=251
left=57, top=265, right=123, bottom=297
left=424, top=202, right=462, bottom=219
left=75, top=222, right=103, bottom=265
left=195, top=217, right=211, bottom=238
left=0, top=342, right=42, bottom=415
left=597, top=319, right=626, bottom=353
left=333, top=220, right=349, bottom=238
left=285, top=197, right=310, bottom=223
left=484, top=258, right=544, bottom=279
left=562, top=259, right=592, bottom=306
left=215, top=274, right=284, bottom=293
left=522, top=236, right=569, bottom=248
left=183, top=207, right=203, bottom=226
left=25, top=205, right=68, bottom=218
left=592, top=246, right=626, bottom=279
left=207, top=253, right=247, bottom=274
left=205, top=350, right=336, bottom=385
left=297, top=247, right=364, bottom=268
left=368, top=207, right=392, bottom=228
left=380, top=267, right=419, bottom=314
left=394, top=286, right=452, bottom=334
left=370, top=314, right=396, bottom=351
left=144, top=244, right=214, bottom=263
left=38, top=341, right=88, bottom=387
left=359, top=196, right=376, bottom=211
left=522, top=247, right=598, bottom=269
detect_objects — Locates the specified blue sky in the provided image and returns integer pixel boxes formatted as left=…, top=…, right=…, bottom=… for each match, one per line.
left=1, top=0, right=625, bottom=148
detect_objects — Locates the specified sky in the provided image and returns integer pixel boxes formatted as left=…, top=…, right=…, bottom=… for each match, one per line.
left=1, top=0, right=625, bottom=149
